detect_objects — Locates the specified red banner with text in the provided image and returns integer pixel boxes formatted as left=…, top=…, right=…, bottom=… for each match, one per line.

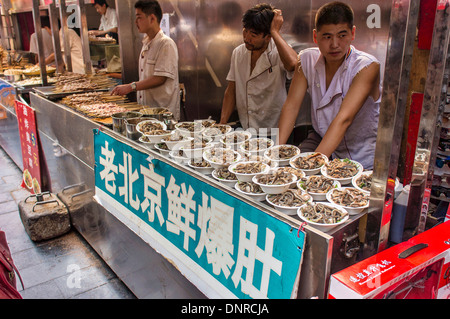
left=14, top=100, right=45, bottom=194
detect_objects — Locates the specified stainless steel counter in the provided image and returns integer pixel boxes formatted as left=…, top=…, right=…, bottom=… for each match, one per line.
left=27, top=91, right=373, bottom=299
left=30, top=92, right=206, bottom=299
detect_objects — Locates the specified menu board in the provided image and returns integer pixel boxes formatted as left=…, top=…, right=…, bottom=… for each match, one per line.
left=14, top=100, right=43, bottom=194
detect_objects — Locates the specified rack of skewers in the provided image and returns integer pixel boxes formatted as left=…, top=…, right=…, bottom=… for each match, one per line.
left=53, top=73, right=117, bottom=93
left=59, top=91, right=142, bottom=125
left=33, top=72, right=119, bottom=100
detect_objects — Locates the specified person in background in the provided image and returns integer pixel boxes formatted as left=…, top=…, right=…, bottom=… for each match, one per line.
left=277, top=1, right=381, bottom=169
left=43, top=19, right=87, bottom=74
left=29, top=16, right=54, bottom=65
left=111, top=0, right=180, bottom=120
left=89, top=0, right=118, bottom=41
left=219, top=3, right=298, bottom=133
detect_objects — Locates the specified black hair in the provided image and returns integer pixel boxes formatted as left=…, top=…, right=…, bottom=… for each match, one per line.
left=94, top=0, right=109, bottom=7
left=315, top=1, right=354, bottom=31
left=242, top=3, right=274, bottom=36
left=135, top=0, right=163, bottom=23
left=40, top=15, right=51, bottom=29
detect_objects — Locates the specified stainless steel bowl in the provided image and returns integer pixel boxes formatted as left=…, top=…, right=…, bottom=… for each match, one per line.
left=112, top=111, right=142, bottom=135
left=125, top=117, right=144, bottom=141
left=139, top=107, right=171, bottom=121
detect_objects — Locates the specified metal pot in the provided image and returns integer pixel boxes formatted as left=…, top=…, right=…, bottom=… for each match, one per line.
left=139, top=107, right=171, bottom=121
left=112, top=111, right=142, bottom=135
left=125, top=117, right=144, bottom=141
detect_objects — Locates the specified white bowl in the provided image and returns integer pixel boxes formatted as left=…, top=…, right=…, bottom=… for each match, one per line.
left=264, top=144, right=301, bottom=166
left=138, top=135, right=155, bottom=149
left=326, top=187, right=370, bottom=215
left=161, top=132, right=193, bottom=150
left=274, top=166, right=305, bottom=188
left=180, top=137, right=213, bottom=159
left=203, top=147, right=241, bottom=169
left=221, top=131, right=252, bottom=150
left=154, top=143, right=171, bottom=157
left=240, top=137, right=274, bottom=156
left=297, top=202, right=349, bottom=232
left=141, top=130, right=172, bottom=144
left=352, top=170, right=373, bottom=194
left=175, top=121, right=205, bottom=138
left=297, top=175, right=341, bottom=201
left=188, top=159, right=214, bottom=174
left=252, top=171, right=297, bottom=195
left=136, top=119, right=167, bottom=135
left=290, top=152, right=329, bottom=175
left=238, top=151, right=278, bottom=168
left=265, top=189, right=312, bottom=215
left=202, top=124, right=232, bottom=141
left=169, top=150, right=189, bottom=165
left=321, top=159, right=363, bottom=185
left=234, top=181, right=266, bottom=202
left=198, top=119, right=216, bottom=128
left=212, top=168, right=238, bottom=187
left=228, top=161, right=270, bottom=182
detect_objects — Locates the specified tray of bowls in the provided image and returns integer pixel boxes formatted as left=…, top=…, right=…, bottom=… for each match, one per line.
left=136, top=123, right=371, bottom=232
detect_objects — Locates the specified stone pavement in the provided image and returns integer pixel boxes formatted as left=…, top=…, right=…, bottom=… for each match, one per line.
left=0, top=146, right=136, bottom=299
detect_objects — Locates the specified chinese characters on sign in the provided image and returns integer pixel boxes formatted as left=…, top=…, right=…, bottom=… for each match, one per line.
left=348, top=260, right=393, bottom=286
left=14, top=100, right=43, bottom=194
left=94, top=130, right=305, bottom=299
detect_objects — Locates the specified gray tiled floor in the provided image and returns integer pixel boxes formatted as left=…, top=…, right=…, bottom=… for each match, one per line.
left=0, top=146, right=136, bottom=299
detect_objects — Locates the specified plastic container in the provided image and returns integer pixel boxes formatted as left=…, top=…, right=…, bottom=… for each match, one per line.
left=390, top=184, right=410, bottom=243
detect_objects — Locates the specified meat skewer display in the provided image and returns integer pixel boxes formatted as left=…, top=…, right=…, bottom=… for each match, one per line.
left=59, top=91, right=142, bottom=122
left=52, top=73, right=117, bottom=93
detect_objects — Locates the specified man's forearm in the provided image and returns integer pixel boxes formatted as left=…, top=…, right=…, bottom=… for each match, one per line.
left=271, top=31, right=298, bottom=72
left=136, top=75, right=167, bottom=91
left=220, top=83, right=236, bottom=124
left=111, top=76, right=167, bottom=96
left=315, top=116, right=352, bottom=158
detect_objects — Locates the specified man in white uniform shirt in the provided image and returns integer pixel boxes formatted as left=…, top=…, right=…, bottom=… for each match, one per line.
left=41, top=22, right=87, bottom=75
left=277, top=2, right=381, bottom=169
left=89, top=0, right=118, bottom=39
left=219, top=4, right=298, bottom=132
left=111, top=0, right=180, bottom=120
left=29, top=16, right=54, bottom=65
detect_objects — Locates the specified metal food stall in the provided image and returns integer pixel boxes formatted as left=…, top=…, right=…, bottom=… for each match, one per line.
left=0, top=0, right=449, bottom=299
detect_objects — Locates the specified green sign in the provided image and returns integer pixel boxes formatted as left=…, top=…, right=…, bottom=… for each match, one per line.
left=94, top=129, right=305, bottom=299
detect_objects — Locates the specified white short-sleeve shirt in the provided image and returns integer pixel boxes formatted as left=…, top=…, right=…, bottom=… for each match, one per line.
left=299, top=45, right=381, bottom=169
left=99, top=7, right=118, bottom=32
left=138, top=30, right=180, bottom=120
left=29, top=29, right=54, bottom=61
left=226, top=39, right=293, bottom=131
left=60, top=29, right=86, bottom=74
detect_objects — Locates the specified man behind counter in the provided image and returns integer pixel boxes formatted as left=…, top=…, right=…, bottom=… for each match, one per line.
left=277, top=1, right=381, bottom=169
left=35, top=16, right=87, bottom=75
left=219, top=3, right=298, bottom=133
left=89, top=0, right=118, bottom=41
left=111, top=0, right=180, bottom=120
left=29, top=16, right=54, bottom=65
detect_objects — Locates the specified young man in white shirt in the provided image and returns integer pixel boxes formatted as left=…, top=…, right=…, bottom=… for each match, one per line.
left=89, top=0, right=118, bottom=39
left=29, top=16, right=54, bottom=65
left=219, top=4, right=298, bottom=132
left=111, top=0, right=180, bottom=120
left=277, top=1, right=381, bottom=169
left=38, top=18, right=87, bottom=74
